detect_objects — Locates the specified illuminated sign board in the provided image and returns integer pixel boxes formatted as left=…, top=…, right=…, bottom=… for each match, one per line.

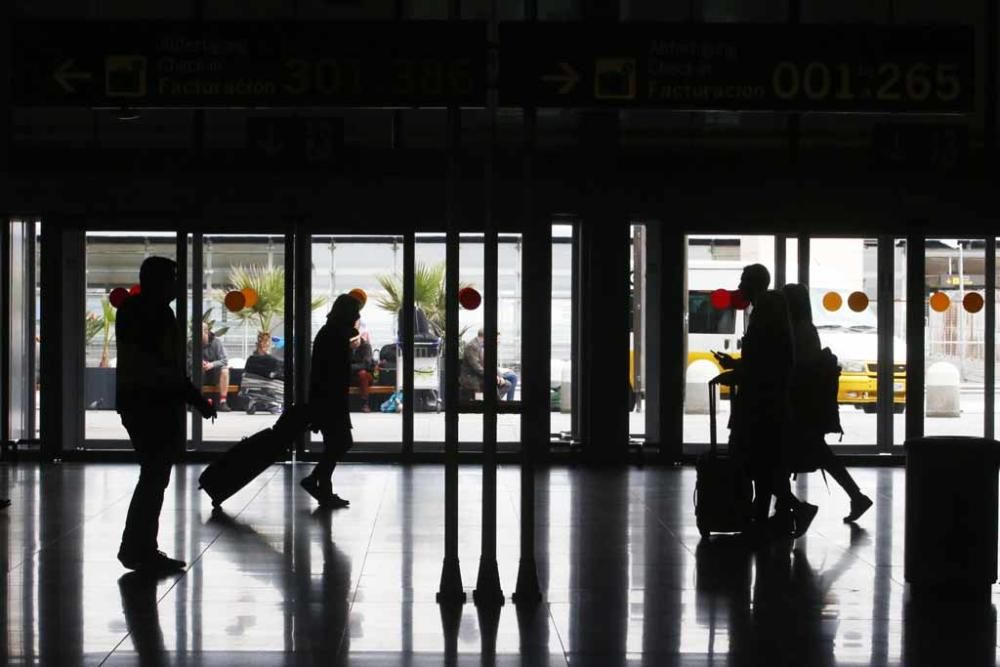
left=12, top=21, right=487, bottom=108
left=499, top=23, right=973, bottom=113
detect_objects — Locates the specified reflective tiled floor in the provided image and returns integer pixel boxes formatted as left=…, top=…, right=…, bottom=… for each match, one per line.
left=1, top=462, right=997, bottom=666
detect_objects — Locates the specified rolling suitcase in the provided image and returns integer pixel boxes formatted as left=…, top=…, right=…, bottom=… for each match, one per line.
left=199, top=404, right=310, bottom=508
left=694, top=376, right=753, bottom=537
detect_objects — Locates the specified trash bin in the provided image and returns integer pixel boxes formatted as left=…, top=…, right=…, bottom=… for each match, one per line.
left=905, top=436, right=1000, bottom=600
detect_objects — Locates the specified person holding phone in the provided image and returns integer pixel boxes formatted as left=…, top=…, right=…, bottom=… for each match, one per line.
left=714, top=264, right=818, bottom=539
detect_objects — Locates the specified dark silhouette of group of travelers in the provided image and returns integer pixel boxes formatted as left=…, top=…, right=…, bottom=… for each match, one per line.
left=715, top=264, right=873, bottom=539
left=0, top=255, right=875, bottom=566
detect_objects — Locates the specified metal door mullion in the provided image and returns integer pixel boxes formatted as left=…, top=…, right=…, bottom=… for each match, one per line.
left=191, top=232, right=204, bottom=450
left=985, top=237, right=996, bottom=440
left=905, top=234, right=925, bottom=440
left=876, top=235, right=894, bottom=452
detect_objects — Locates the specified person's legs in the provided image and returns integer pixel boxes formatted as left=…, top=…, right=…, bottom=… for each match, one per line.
left=355, top=370, right=372, bottom=412
left=502, top=371, right=518, bottom=401
left=303, top=426, right=352, bottom=508
left=119, top=417, right=178, bottom=568
left=217, top=366, right=231, bottom=411
left=818, top=443, right=872, bottom=522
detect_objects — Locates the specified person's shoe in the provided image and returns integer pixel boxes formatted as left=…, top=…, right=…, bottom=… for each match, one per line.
left=300, top=476, right=332, bottom=504
left=217, top=402, right=232, bottom=412
left=147, top=551, right=186, bottom=571
left=843, top=494, right=873, bottom=524
left=1, top=499, right=10, bottom=509
left=767, top=509, right=795, bottom=539
left=320, top=493, right=350, bottom=509
left=791, top=502, right=819, bottom=539
left=118, top=549, right=186, bottom=572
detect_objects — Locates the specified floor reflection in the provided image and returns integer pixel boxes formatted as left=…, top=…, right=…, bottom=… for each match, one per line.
left=0, top=463, right=996, bottom=665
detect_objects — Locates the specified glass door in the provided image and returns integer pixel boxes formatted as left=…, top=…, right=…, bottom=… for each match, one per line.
left=83, top=231, right=182, bottom=447
left=196, top=234, right=288, bottom=449
left=307, top=234, right=405, bottom=454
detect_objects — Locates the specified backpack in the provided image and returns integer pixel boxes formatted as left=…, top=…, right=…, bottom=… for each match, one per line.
left=380, top=390, right=403, bottom=413
left=815, top=347, right=844, bottom=441
left=788, top=347, right=842, bottom=479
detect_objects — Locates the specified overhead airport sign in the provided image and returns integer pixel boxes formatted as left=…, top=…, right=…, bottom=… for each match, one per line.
left=12, top=21, right=487, bottom=108
left=499, top=23, right=974, bottom=113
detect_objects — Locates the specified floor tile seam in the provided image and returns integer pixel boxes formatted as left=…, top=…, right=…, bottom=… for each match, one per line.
left=339, top=468, right=393, bottom=656
left=4, top=483, right=136, bottom=577
left=149, top=466, right=283, bottom=605
left=542, top=601, right=572, bottom=665
left=652, top=513, right=696, bottom=558
left=802, top=527, right=885, bottom=572
left=95, top=468, right=285, bottom=665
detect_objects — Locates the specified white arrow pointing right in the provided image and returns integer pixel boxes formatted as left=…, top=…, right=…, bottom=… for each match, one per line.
left=541, top=62, right=581, bottom=95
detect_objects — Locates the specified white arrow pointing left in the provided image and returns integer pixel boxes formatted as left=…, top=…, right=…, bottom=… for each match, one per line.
left=53, top=59, right=93, bottom=93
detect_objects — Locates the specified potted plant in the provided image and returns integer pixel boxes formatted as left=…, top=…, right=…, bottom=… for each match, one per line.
left=216, top=264, right=327, bottom=340
left=374, top=261, right=473, bottom=337
left=84, top=299, right=117, bottom=409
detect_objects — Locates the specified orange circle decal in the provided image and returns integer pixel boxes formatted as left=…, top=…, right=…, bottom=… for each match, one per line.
left=929, top=291, right=951, bottom=313
left=241, top=287, right=259, bottom=308
left=822, top=291, right=843, bottom=312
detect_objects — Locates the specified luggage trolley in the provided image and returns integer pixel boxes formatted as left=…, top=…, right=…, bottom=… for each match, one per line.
left=397, top=335, right=442, bottom=412
left=395, top=306, right=442, bottom=412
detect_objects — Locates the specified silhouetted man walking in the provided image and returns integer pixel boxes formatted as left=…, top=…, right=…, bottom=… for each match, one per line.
left=116, top=257, right=216, bottom=571
left=715, top=264, right=818, bottom=538
left=300, top=294, right=362, bottom=509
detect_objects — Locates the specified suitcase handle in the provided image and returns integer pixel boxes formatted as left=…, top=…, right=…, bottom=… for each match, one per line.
left=707, top=373, right=734, bottom=455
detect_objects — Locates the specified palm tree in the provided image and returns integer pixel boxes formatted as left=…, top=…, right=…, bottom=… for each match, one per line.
left=374, top=261, right=473, bottom=335
left=217, top=265, right=327, bottom=337
left=85, top=312, right=104, bottom=346
left=98, top=299, right=116, bottom=368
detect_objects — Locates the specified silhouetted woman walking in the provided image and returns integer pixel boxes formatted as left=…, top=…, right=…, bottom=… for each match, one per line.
left=782, top=283, right=873, bottom=523
left=718, top=286, right=818, bottom=538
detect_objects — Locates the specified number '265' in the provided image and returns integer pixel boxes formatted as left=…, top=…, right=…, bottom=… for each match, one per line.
left=772, top=62, right=962, bottom=104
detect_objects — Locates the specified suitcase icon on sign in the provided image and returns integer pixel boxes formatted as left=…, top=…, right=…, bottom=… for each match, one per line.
left=594, top=58, right=637, bottom=101
left=105, top=56, right=147, bottom=97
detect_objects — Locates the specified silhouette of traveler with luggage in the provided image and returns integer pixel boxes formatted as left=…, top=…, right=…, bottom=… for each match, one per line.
left=782, top=283, right=873, bottom=523
left=300, top=293, right=362, bottom=509
left=715, top=264, right=818, bottom=538
left=116, top=256, right=217, bottom=572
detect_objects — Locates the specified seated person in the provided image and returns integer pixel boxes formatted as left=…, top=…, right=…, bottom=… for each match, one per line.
left=245, top=332, right=283, bottom=379
left=459, top=328, right=511, bottom=400
left=350, top=330, right=375, bottom=413
left=196, top=322, right=231, bottom=411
